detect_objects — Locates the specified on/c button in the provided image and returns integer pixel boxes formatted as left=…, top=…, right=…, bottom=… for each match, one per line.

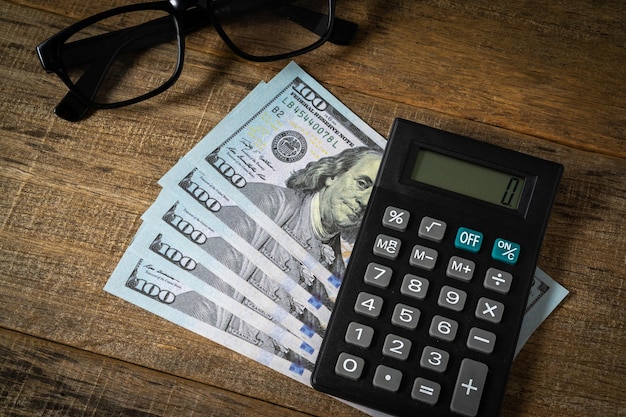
left=492, top=238, right=521, bottom=265
left=455, top=227, right=483, bottom=253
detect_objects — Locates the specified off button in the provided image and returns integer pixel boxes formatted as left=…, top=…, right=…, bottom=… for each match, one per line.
left=455, top=227, right=483, bottom=253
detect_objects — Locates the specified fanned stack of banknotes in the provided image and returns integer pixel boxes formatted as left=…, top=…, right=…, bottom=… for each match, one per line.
left=104, top=62, right=568, bottom=415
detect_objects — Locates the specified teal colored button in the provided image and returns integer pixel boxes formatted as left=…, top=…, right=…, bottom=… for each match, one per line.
left=492, top=238, right=521, bottom=264
left=454, top=227, right=483, bottom=253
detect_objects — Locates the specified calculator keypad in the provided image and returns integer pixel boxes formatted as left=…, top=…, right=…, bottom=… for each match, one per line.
left=334, top=207, right=521, bottom=416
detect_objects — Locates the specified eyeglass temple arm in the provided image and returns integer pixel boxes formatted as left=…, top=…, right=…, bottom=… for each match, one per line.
left=54, top=45, right=125, bottom=121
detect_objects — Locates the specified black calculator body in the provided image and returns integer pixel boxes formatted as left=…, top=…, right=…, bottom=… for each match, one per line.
left=311, top=119, right=563, bottom=417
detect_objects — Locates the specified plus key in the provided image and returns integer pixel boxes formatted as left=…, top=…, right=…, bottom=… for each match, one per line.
left=450, top=359, right=488, bottom=417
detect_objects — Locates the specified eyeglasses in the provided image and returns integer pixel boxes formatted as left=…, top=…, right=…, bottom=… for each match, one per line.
left=36, top=0, right=357, bottom=122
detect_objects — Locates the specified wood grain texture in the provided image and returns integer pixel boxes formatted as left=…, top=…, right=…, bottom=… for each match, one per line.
left=1, top=0, right=624, bottom=416
left=0, top=328, right=311, bottom=417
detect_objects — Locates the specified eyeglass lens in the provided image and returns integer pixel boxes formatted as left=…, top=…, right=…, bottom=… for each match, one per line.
left=214, top=0, right=331, bottom=58
left=61, top=9, right=180, bottom=106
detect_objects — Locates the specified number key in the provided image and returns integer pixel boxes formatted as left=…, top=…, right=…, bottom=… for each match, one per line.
left=382, top=334, right=412, bottom=361
left=420, top=345, right=450, bottom=373
left=364, top=262, right=392, bottom=288
left=429, top=315, right=459, bottom=342
left=400, top=274, right=429, bottom=300
left=345, top=322, right=374, bottom=348
left=391, top=303, right=420, bottom=330
left=437, top=285, right=467, bottom=312
left=354, top=292, right=384, bottom=318
left=335, top=352, right=365, bottom=380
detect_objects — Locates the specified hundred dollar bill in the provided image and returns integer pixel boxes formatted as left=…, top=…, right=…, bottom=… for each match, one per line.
left=103, top=249, right=314, bottom=382
left=134, top=209, right=325, bottom=345
left=161, top=62, right=387, bottom=304
left=515, top=267, right=569, bottom=356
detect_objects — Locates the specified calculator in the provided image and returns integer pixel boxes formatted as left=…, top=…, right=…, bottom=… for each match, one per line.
left=311, top=119, right=563, bottom=417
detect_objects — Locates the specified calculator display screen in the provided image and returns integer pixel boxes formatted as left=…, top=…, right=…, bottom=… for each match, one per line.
left=410, top=149, right=526, bottom=209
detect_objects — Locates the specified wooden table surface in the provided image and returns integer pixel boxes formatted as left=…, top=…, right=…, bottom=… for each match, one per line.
left=1, top=1, right=624, bottom=416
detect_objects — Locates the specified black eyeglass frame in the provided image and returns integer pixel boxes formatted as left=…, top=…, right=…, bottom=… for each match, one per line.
left=36, top=0, right=342, bottom=119
left=37, top=1, right=188, bottom=111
